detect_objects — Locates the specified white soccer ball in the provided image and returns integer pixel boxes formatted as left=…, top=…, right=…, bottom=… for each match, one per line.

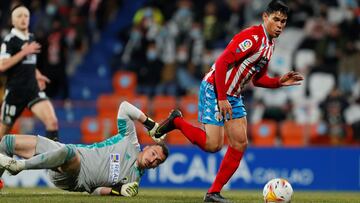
left=263, top=178, right=293, bottom=203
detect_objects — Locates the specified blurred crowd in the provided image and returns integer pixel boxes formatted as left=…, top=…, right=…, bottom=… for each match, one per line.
left=1, top=0, right=360, bottom=145
left=115, top=0, right=360, bottom=145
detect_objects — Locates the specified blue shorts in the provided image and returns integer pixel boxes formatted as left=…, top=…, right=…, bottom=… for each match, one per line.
left=198, top=81, right=247, bottom=126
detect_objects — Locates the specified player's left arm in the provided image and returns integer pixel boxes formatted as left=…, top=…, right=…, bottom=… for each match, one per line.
left=91, top=182, right=139, bottom=197
left=252, top=65, right=303, bottom=88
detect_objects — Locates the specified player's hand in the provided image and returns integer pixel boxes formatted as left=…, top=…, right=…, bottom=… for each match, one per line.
left=22, top=42, right=41, bottom=56
left=218, top=100, right=232, bottom=121
left=279, top=71, right=304, bottom=86
left=148, top=123, right=166, bottom=144
left=120, top=182, right=139, bottom=197
left=36, top=73, right=51, bottom=91
left=152, top=134, right=166, bottom=144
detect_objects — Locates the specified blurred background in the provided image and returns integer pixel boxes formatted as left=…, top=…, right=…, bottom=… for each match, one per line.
left=0, top=0, right=360, bottom=191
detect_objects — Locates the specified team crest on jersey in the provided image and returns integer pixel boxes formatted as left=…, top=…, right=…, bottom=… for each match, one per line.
left=214, top=112, right=223, bottom=122
left=239, top=39, right=252, bottom=52
left=109, top=153, right=121, bottom=184
left=111, top=153, right=120, bottom=162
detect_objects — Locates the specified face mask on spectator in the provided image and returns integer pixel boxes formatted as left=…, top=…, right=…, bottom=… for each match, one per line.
left=177, top=8, right=191, bottom=18
left=131, top=30, right=142, bottom=41
left=144, top=8, right=153, bottom=18
left=190, top=28, right=201, bottom=38
left=177, top=51, right=188, bottom=63
left=46, top=4, right=57, bottom=16
left=147, top=50, right=157, bottom=61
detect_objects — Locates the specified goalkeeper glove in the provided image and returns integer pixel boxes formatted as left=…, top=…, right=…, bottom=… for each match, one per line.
left=121, top=182, right=139, bottom=197
left=110, top=181, right=139, bottom=197
left=148, top=122, right=167, bottom=143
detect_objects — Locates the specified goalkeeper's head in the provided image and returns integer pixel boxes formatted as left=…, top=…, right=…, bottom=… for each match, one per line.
left=137, top=143, right=169, bottom=169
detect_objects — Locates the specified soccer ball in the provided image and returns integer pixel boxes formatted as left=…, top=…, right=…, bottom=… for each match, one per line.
left=263, top=178, right=293, bottom=203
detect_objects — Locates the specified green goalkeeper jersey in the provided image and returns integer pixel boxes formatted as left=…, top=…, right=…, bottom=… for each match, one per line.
left=74, top=117, right=144, bottom=193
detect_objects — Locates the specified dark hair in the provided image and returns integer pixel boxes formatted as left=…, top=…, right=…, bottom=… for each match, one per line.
left=156, top=143, right=169, bottom=162
left=11, top=4, right=27, bottom=14
left=265, top=0, right=289, bottom=16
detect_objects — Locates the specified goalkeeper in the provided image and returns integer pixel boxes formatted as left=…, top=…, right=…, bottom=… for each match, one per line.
left=0, top=101, right=168, bottom=197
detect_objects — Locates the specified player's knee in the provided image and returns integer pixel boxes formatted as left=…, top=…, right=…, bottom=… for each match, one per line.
left=231, top=139, right=248, bottom=151
left=45, top=118, right=58, bottom=130
left=206, top=143, right=223, bottom=153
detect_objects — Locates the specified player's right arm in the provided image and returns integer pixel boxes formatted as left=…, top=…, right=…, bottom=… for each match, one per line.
left=91, top=182, right=139, bottom=197
left=0, top=41, right=41, bottom=72
left=214, top=28, right=258, bottom=119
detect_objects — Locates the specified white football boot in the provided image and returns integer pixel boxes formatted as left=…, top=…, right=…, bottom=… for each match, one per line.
left=0, top=153, right=24, bottom=175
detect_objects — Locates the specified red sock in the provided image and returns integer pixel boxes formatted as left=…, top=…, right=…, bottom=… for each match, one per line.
left=174, top=117, right=207, bottom=151
left=208, top=146, right=244, bottom=193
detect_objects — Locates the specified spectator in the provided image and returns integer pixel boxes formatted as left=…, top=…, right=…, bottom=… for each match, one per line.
left=40, top=18, right=69, bottom=100
left=344, top=97, right=360, bottom=142
left=319, top=88, right=349, bottom=145
left=136, top=41, right=163, bottom=97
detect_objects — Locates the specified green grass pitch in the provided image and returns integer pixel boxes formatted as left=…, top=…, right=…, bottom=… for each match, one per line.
left=0, top=187, right=359, bottom=203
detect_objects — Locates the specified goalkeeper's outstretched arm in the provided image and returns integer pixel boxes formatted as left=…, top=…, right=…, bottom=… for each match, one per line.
left=91, top=182, right=139, bottom=197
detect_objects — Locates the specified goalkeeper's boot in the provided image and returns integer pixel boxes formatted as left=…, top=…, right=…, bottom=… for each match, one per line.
left=0, top=154, right=24, bottom=175
left=0, top=154, right=11, bottom=177
left=204, top=192, right=232, bottom=203
left=154, top=109, right=183, bottom=139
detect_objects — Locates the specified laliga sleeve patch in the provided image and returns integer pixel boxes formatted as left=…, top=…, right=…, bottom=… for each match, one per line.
left=238, top=39, right=253, bottom=52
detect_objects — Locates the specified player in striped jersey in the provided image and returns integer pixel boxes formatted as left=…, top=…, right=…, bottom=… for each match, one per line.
left=153, top=1, right=303, bottom=202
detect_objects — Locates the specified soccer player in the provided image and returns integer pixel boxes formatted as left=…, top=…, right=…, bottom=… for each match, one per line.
left=0, top=5, right=59, bottom=141
left=0, top=101, right=167, bottom=197
left=154, top=1, right=304, bottom=202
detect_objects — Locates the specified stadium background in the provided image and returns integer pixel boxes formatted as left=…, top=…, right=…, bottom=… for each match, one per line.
left=0, top=0, right=360, bottom=192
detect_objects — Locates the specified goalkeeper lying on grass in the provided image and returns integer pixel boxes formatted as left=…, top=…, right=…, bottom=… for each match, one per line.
left=0, top=101, right=168, bottom=197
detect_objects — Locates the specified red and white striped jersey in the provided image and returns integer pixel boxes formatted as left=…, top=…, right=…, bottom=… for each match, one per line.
left=204, top=24, right=276, bottom=99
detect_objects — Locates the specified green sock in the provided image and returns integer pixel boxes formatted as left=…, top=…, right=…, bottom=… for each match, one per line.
left=0, top=134, right=15, bottom=156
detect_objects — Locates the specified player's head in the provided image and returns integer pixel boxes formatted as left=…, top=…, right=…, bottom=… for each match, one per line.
left=262, top=0, right=289, bottom=38
left=11, top=5, right=30, bottom=32
left=138, top=143, right=169, bottom=169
